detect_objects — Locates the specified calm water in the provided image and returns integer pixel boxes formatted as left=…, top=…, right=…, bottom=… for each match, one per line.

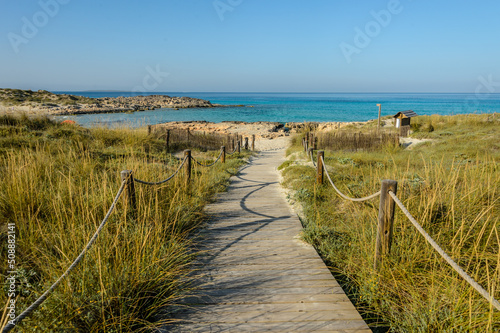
left=54, top=92, right=500, bottom=128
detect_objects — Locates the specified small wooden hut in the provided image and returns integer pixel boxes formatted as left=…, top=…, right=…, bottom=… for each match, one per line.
left=393, top=110, right=418, bottom=128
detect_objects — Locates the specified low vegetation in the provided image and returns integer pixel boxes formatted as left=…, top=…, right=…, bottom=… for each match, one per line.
left=0, top=89, right=94, bottom=106
left=281, top=113, right=499, bottom=332
left=0, top=114, right=248, bottom=331
left=315, top=130, right=400, bottom=151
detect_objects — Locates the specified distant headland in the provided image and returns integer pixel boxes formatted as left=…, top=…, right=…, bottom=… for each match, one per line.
left=0, top=88, right=238, bottom=116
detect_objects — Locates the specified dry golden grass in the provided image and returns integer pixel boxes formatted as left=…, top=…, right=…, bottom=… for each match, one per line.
left=281, top=114, right=499, bottom=332
left=0, top=115, right=248, bottom=332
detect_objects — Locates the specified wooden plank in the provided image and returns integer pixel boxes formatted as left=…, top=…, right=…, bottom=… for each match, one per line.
left=179, top=293, right=352, bottom=305
left=199, top=279, right=340, bottom=290
left=201, top=223, right=301, bottom=231
left=196, top=246, right=318, bottom=256
left=167, top=321, right=370, bottom=332
left=196, top=252, right=321, bottom=261
left=177, top=310, right=365, bottom=323
left=198, top=286, right=346, bottom=296
left=194, top=268, right=332, bottom=278
left=196, top=274, right=337, bottom=286
left=176, top=302, right=358, bottom=313
left=195, top=258, right=326, bottom=267
left=191, top=262, right=329, bottom=271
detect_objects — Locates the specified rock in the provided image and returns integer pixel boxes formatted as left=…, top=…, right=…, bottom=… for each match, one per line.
left=0, top=88, right=223, bottom=116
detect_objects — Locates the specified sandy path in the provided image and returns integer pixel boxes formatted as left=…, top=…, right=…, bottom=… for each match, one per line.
left=254, top=136, right=292, bottom=151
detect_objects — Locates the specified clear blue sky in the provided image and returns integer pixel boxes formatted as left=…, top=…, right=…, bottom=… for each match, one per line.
left=1, top=0, right=499, bottom=92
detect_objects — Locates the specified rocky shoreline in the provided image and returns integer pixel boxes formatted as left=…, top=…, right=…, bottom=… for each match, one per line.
left=0, top=88, right=237, bottom=116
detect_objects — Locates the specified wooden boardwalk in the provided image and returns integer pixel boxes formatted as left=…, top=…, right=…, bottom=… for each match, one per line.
left=167, top=149, right=370, bottom=332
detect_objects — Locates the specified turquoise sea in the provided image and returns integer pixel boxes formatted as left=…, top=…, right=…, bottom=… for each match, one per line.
left=55, top=92, right=500, bottom=127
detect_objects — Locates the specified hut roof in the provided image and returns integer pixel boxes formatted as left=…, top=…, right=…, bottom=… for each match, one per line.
left=393, top=110, right=418, bottom=118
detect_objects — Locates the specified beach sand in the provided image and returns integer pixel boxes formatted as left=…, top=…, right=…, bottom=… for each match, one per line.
left=151, top=120, right=427, bottom=151
left=151, top=120, right=365, bottom=151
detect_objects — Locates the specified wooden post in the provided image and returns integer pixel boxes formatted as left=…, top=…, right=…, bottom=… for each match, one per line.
left=252, top=134, right=255, bottom=151
left=305, top=135, right=309, bottom=151
left=184, top=150, right=191, bottom=185
left=227, top=134, right=231, bottom=151
left=165, top=129, right=170, bottom=150
left=148, top=125, right=152, bottom=135
left=244, top=137, right=249, bottom=150
left=313, top=136, right=318, bottom=150
left=308, top=147, right=314, bottom=161
left=237, top=141, right=241, bottom=154
left=375, top=180, right=398, bottom=270
left=316, top=151, right=324, bottom=185
left=377, top=104, right=382, bottom=130
left=221, top=146, right=226, bottom=163
left=120, top=170, right=137, bottom=217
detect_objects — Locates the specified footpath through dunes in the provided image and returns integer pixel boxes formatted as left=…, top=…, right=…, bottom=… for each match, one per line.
left=165, top=146, right=370, bottom=332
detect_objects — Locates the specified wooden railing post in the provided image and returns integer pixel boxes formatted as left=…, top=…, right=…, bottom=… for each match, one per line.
left=184, top=150, right=191, bottom=185
left=313, top=136, right=318, bottom=150
left=252, top=134, right=255, bottom=151
left=308, top=147, right=314, bottom=160
left=221, top=146, right=226, bottom=164
left=227, top=134, right=232, bottom=151
left=165, top=129, right=170, bottom=150
left=305, top=134, right=309, bottom=151
left=120, top=170, right=137, bottom=217
left=244, top=137, right=249, bottom=150
left=148, top=125, right=152, bottom=135
left=237, top=141, right=241, bottom=154
left=316, top=151, right=324, bottom=184
left=375, top=179, right=398, bottom=270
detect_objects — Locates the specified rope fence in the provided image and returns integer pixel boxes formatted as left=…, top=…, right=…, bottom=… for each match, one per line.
left=133, top=155, right=188, bottom=186
left=389, top=191, right=500, bottom=311
left=2, top=138, right=256, bottom=332
left=320, top=156, right=381, bottom=202
left=190, top=147, right=224, bottom=167
left=302, top=136, right=500, bottom=312
left=2, top=180, right=127, bottom=332
left=226, top=142, right=240, bottom=155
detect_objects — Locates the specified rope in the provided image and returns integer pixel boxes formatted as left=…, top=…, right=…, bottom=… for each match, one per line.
left=309, top=149, right=316, bottom=167
left=190, top=148, right=224, bottom=167
left=320, top=156, right=381, bottom=202
left=133, top=156, right=187, bottom=186
left=226, top=144, right=239, bottom=156
left=388, top=191, right=500, bottom=311
left=2, top=180, right=127, bottom=332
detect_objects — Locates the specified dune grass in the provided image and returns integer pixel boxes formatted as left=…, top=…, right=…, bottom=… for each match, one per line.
left=280, top=113, right=499, bottom=332
left=0, top=115, right=248, bottom=332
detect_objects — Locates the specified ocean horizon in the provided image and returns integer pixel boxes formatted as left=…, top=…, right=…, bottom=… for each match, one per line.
left=54, top=92, right=500, bottom=127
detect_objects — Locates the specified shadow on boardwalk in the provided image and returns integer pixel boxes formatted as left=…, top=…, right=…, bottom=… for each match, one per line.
left=163, top=150, right=370, bottom=332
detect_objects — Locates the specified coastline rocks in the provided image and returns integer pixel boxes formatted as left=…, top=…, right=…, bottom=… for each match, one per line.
left=0, top=89, right=222, bottom=116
